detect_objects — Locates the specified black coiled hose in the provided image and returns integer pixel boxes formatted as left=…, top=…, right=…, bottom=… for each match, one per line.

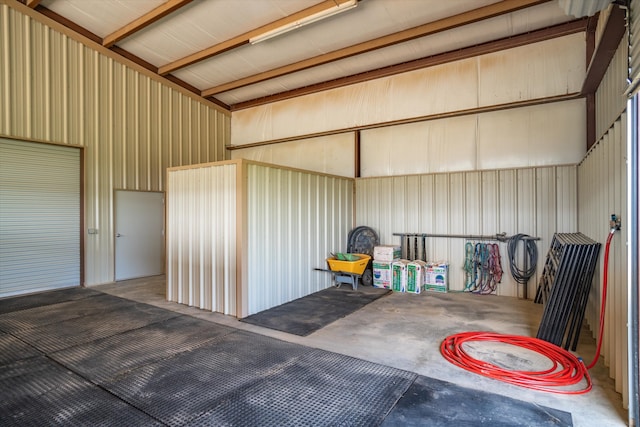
left=507, top=234, right=538, bottom=284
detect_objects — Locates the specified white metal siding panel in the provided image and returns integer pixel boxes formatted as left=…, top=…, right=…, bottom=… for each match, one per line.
left=355, top=165, right=577, bottom=297
left=0, top=139, right=80, bottom=297
left=360, top=100, right=585, bottom=177
left=477, top=100, right=586, bottom=170
left=516, top=169, right=537, bottom=299
left=166, top=164, right=237, bottom=315
left=578, top=114, right=629, bottom=407
left=478, top=32, right=585, bottom=106
left=447, top=173, right=465, bottom=288
left=596, top=36, right=628, bottom=141
left=0, top=4, right=230, bottom=286
left=230, top=133, right=356, bottom=177
left=556, top=165, right=578, bottom=232
left=245, top=164, right=353, bottom=315
left=497, top=169, right=519, bottom=298
left=481, top=171, right=499, bottom=239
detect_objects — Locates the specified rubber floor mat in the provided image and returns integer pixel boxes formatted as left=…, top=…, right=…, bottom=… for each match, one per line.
left=381, top=375, right=573, bottom=427
left=240, top=285, right=390, bottom=336
left=0, top=331, right=41, bottom=365
left=0, top=287, right=102, bottom=315
left=0, top=288, right=573, bottom=426
left=0, top=356, right=162, bottom=426
left=103, top=331, right=316, bottom=426
left=51, top=314, right=236, bottom=383
left=0, top=293, right=136, bottom=332
left=187, top=348, right=417, bottom=427
left=10, top=299, right=179, bottom=352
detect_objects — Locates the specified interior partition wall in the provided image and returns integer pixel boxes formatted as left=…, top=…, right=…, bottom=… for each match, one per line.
left=166, top=160, right=353, bottom=318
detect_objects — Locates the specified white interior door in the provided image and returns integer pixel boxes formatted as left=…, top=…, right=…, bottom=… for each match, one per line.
left=115, top=190, right=164, bottom=281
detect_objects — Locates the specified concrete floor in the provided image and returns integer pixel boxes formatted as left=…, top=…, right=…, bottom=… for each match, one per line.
left=97, top=275, right=627, bottom=427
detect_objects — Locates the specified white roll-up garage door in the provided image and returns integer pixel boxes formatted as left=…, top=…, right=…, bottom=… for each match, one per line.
left=0, top=139, right=81, bottom=298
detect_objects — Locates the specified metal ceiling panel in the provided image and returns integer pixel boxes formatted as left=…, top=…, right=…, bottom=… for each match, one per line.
left=118, top=0, right=319, bottom=66
left=40, top=0, right=165, bottom=38
left=30, top=0, right=592, bottom=108
left=170, top=0, right=503, bottom=91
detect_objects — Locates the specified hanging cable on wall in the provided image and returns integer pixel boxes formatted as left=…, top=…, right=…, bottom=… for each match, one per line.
left=507, top=234, right=538, bottom=298
left=463, top=242, right=475, bottom=290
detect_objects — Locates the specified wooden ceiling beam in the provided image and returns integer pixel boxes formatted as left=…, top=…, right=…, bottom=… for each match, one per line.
left=230, top=18, right=588, bottom=110
left=26, top=0, right=41, bottom=8
left=158, top=0, right=354, bottom=75
left=102, top=0, right=194, bottom=48
left=202, top=0, right=550, bottom=97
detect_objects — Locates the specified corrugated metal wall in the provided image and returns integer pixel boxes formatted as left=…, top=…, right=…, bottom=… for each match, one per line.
left=245, top=163, right=354, bottom=316
left=0, top=3, right=230, bottom=286
left=579, top=115, right=629, bottom=408
left=166, top=162, right=237, bottom=316
left=596, top=36, right=628, bottom=142
left=355, top=165, right=578, bottom=298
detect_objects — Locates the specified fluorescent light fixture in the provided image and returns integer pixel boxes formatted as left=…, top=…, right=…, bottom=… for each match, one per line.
left=249, top=0, right=357, bottom=45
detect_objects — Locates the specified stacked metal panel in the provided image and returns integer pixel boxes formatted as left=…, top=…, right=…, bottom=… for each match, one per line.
left=535, top=233, right=601, bottom=350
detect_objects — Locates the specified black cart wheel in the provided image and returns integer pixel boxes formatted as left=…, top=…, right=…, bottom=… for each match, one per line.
left=361, top=268, right=373, bottom=286
left=347, top=226, right=379, bottom=256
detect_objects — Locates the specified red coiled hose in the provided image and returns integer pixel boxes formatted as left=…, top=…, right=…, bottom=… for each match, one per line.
left=440, top=331, right=592, bottom=394
left=441, top=229, right=616, bottom=394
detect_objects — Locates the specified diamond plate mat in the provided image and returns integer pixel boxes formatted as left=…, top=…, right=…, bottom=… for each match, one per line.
left=0, top=356, right=162, bottom=426
left=51, top=314, right=236, bottom=383
left=186, top=348, right=417, bottom=427
left=0, top=287, right=101, bottom=315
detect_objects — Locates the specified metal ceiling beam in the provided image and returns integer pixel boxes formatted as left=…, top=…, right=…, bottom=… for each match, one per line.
left=202, top=0, right=551, bottom=98
left=580, top=4, right=627, bottom=95
left=158, top=0, right=355, bottom=76
left=102, top=0, right=194, bottom=48
left=230, top=18, right=588, bottom=110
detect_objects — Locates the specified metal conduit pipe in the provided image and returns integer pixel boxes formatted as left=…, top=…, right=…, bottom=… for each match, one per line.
left=392, top=232, right=540, bottom=242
